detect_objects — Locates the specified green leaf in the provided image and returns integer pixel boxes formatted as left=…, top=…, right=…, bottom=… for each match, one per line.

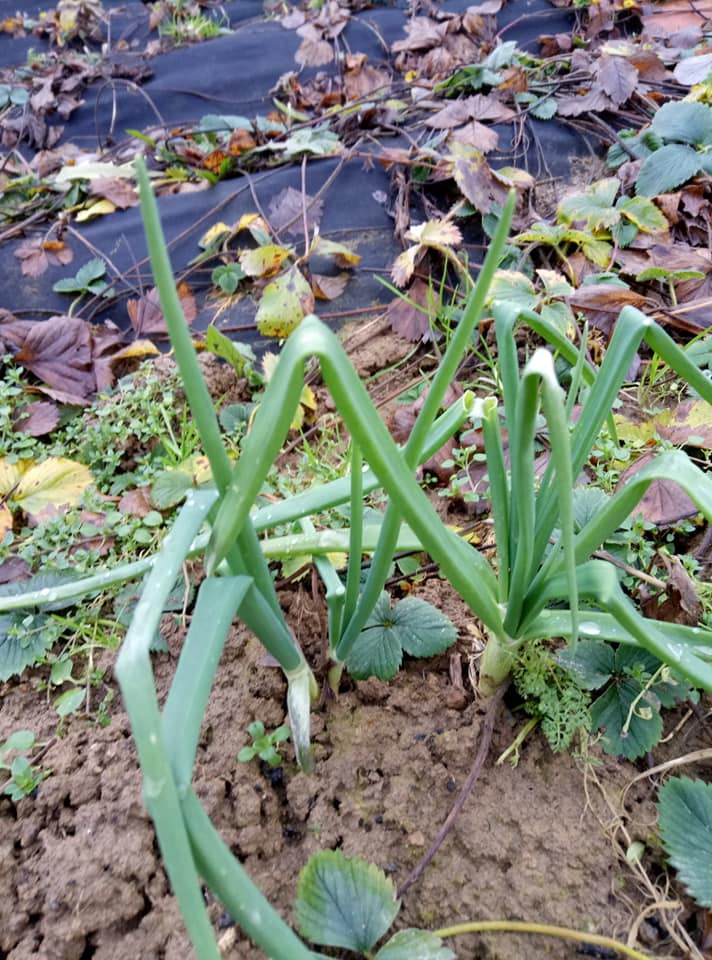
left=345, top=594, right=456, bottom=681
left=0, top=730, right=36, bottom=755
left=346, top=621, right=403, bottom=682
left=636, top=144, right=702, bottom=197
left=617, top=195, right=668, bottom=233
left=0, top=613, right=54, bottom=681
left=487, top=270, right=539, bottom=310
left=650, top=100, right=712, bottom=146
left=558, top=638, right=615, bottom=689
left=390, top=597, right=457, bottom=658
left=658, top=777, right=712, bottom=908
left=572, top=487, right=610, bottom=532
left=529, top=97, right=557, bottom=120
left=375, top=928, right=455, bottom=960
left=205, top=326, right=258, bottom=379
left=295, top=850, right=399, bottom=953
left=54, top=687, right=85, bottom=717
left=557, top=178, right=620, bottom=230
left=589, top=678, right=662, bottom=759
left=151, top=469, right=193, bottom=509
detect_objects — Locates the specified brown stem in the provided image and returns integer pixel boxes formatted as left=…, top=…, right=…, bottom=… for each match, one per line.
left=396, top=681, right=508, bottom=898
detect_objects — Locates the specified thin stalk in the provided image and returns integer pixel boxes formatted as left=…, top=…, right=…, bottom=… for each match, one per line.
left=206, top=316, right=502, bottom=634
left=162, top=576, right=252, bottom=786
left=182, top=789, right=315, bottom=960
left=335, top=196, right=516, bottom=657
left=481, top=397, right=510, bottom=602
left=502, top=367, right=540, bottom=636
left=135, top=157, right=281, bottom=619
left=302, top=516, right=346, bottom=653
left=405, top=191, right=516, bottom=463
left=115, top=491, right=220, bottom=958
left=434, top=921, right=652, bottom=960
left=343, top=443, right=363, bottom=629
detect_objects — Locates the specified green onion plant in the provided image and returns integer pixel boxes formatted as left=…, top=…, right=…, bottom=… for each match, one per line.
left=4, top=159, right=712, bottom=959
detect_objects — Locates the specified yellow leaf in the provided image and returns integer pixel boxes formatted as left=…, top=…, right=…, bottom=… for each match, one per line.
left=0, top=503, right=12, bottom=540
left=391, top=246, right=419, bottom=287
left=256, top=266, right=314, bottom=337
left=406, top=219, right=462, bottom=249
left=240, top=244, right=292, bottom=278
left=236, top=213, right=268, bottom=233
left=76, top=199, right=116, bottom=222
left=0, top=458, right=24, bottom=497
left=199, top=222, right=231, bottom=249
left=13, top=457, right=94, bottom=521
left=311, top=237, right=361, bottom=267
left=109, top=340, right=161, bottom=363
left=300, top=384, right=317, bottom=412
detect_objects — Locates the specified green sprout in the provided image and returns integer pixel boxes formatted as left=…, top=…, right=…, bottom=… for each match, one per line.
left=238, top=721, right=290, bottom=768
left=0, top=730, right=49, bottom=801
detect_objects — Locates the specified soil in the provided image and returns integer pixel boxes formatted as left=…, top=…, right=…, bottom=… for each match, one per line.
left=1, top=334, right=710, bottom=960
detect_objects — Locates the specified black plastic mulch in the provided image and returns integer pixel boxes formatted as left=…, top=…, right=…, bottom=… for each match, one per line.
left=0, top=0, right=591, bottom=347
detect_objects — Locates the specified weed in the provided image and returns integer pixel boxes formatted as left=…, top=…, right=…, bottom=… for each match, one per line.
left=52, top=257, right=115, bottom=315
left=511, top=640, right=592, bottom=752
left=0, top=730, right=49, bottom=801
left=237, top=721, right=290, bottom=768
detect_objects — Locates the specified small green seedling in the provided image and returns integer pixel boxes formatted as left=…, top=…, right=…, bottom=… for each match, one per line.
left=52, top=256, right=115, bottom=315
left=238, top=721, right=290, bottom=767
left=0, top=730, right=49, bottom=801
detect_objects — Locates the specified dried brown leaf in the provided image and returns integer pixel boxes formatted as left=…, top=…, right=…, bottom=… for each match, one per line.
left=385, top=278, right=440, bottom=341
left=295, top=24, right=333, bottom=66
left=617, top=452, right=699, bottom=525
left=89, top=177, right=138, bottom=209
left=596, top=53, right=638, bottom=106
left=449, top=141, right=505, bottom=213
left=267, top=186, right=323, bottom=236
left=12, top=315, right=96, bottom=399
left=310, top=272, right=349, bottom=300
left=449, top=121, right=499, bottom=153
left=556, top=86, right=613, bottom=117
left=13, top=401, right=60, bottom=437
left=14, top=236, right=73, bottom=278
left=127, top=285, right=196, bottom=337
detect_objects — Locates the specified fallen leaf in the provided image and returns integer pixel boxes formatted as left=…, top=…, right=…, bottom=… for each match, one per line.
left=256, top=266, right=315, bottom=337
left=449, top=121, right=499, bottom=153
left=311, top=237, right=361, bottom=267
left=267, top=186, right=323, bottom=236
left=310, top=272, right=349, bottom=300
left=14, top=236, right=73, bottom=278
left=655, top=400, right=712, bottom=449
left=0, top=456, right=94, bottom=525
left=617, top=452, right=699, bottom=525
left=295, top=24, right=333, bottom=67
left=385, top=278, right=441, bottom=340
left=240, top=243, right=292, bottom=278
left=449, top=141, right=506, bottom=213
left=118, top=486, right=154, bottom=518
left=76, top=198, right=116, bottom=222
left=126, top=285, right=196, bottom=336
left=343, top=54, right=390, bottom=100
left=228, top=128, right=257, bottom=156
left=13, top=401, right=59, bottom=437
left=89, top=177, right=138, bottom=208
left=641, top=552, right=703, bottom=625
left=597, top=53, right=638, bottom=106
left=6, top=316, right=96, bottom=399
